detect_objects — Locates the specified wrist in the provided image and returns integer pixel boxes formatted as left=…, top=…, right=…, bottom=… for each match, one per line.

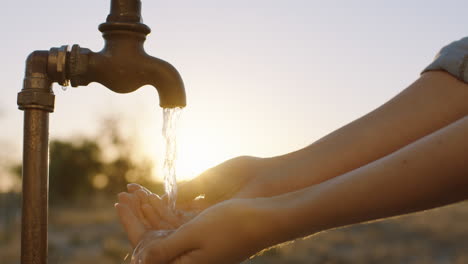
left=254, top=186, right=326, bottom=244
left=249, top=150, right=317, bottom=198
left=250, top=194, right=306, bottom=246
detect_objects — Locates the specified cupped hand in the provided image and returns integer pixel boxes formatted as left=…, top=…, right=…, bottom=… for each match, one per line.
left=134, top=198, right=278, bottom=264
left=117, top=155, right=280, bottom=248
left=115, top=188, right=194, bottom=247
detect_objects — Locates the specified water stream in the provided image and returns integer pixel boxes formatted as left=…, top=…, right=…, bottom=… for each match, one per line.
left=162, top=107, right=183, bottom=211
left=129, top=107, right=183, bottom=263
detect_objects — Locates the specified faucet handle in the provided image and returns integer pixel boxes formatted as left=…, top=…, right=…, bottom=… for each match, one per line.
left=99, top=0, right=151, bottom=35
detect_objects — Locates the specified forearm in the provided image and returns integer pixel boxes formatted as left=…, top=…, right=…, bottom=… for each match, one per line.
left=267, top=115, right=468, bottom=243
left=256, top=71, right=468, bottom=196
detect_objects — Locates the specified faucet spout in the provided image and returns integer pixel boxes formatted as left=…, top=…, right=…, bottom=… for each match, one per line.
left=144, top=56, right=187, bottom=108
left=68, top=0, right=186, bottom=108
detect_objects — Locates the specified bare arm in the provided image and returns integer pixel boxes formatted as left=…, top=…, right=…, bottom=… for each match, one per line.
left=272, top=115, right=468, bottom=241
left=237, top=71, right=468, bottom=197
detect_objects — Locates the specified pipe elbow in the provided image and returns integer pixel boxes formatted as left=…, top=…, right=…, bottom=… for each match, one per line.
left=25, top=51, right=49, bottom=78
left=19, top=50, right=55, bottom=112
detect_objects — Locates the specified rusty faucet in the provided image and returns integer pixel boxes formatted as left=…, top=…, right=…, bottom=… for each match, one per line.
left=17, top=0, right=186, bottom=263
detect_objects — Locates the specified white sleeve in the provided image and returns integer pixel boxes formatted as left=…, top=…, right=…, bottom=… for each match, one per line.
left=422, top=37, right=468, bottom=83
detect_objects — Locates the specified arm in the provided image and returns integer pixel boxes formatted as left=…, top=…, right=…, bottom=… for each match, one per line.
left=272, top=114, right=468, bottom=242
left=137, top=114, right=468, bottom=264
left=237, top=71, right=468, bottom=198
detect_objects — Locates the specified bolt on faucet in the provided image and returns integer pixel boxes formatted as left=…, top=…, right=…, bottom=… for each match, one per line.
left=17, top=1, right=186, bottom=263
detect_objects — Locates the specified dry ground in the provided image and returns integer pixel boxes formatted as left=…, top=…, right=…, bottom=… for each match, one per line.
left=1, top=200, right=467, bottom=264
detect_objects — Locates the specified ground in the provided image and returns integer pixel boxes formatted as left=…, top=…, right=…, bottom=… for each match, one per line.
left=1, top=199, right=467, bottom=264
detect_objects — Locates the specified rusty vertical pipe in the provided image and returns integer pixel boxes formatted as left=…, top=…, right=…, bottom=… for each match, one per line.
left=21, top=109, right=50, bottom=264
left=18, top=50, right=55, bottom=264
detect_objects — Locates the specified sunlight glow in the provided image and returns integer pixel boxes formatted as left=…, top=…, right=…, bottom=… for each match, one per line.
left=144, top=134, right=221, bottom=183
left=176, top=142, right=218, bottom=182
left=139, top=111, right=225, bottom=183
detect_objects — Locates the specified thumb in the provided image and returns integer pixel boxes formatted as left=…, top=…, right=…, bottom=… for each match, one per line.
left=141, top=227, right=197, bottom=264
left=176, top=179, right=205, bottom=205
left=175, top=171, right=222, bottom=209
left=115, top=203, right=145, bottom=247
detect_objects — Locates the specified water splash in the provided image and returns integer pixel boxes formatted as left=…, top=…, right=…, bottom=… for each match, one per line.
left=162, top=107, right=182, bottom=211
left=130, top=230, right=175, bottom=263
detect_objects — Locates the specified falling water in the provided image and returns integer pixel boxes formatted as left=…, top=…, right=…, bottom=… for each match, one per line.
left=128, top=107, right=182, bottom=264
left=162, top=107, right=182, bottom=211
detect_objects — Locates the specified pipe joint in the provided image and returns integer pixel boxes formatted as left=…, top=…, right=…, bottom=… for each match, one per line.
left=47, top=45, right=69, bottom=86
left=69, top=44, right=91, bottom=87
left=18, top=51, right=55, bottom=112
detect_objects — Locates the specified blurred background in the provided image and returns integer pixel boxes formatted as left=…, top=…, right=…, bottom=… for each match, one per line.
left=1, top=0, right=467, bottom=263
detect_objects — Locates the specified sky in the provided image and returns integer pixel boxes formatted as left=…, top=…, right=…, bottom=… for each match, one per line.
left=1, top=0, right=467, bottom=189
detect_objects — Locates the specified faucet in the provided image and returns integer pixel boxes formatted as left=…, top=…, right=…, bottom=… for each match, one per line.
left=17, top=1, right=186, bottom=263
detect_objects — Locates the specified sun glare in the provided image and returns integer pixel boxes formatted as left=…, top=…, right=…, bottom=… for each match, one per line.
left=140, top=123, right=223, bottom=183
left=173, top=123, right=235, bottom=183
left=144, top=139, right=220, bottom=183
left=175, top=145, right=213, bottom=182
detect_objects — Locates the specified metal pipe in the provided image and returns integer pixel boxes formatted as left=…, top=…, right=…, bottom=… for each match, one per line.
left=21, top=109, right=50, bottom=264
left=107, top=0, right=143, bottom=23
left=18, top=51, right=54, bottom=264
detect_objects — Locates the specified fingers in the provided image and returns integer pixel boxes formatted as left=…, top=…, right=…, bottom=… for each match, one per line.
left=115, top=203, right=145, bottom=247
left=127, top=183, right=142, bottom=193
left=128, top=188, right=178, bottom=229
left=141, top=203, right=159, bottom=226
left=135, top=189, right=150, bottom=204
left=141, top=203, right=173, bottom=230
left=148, top=193, right=167, bottom=216
left=123, top=187, right=182, bottom=229
left=118, top=192, right=151, bottom=228
left=124, top=183, right=198, bottom=228
left=127, top=183, right=152, bottom=194
left=149, top=194, right=181, bottom=226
